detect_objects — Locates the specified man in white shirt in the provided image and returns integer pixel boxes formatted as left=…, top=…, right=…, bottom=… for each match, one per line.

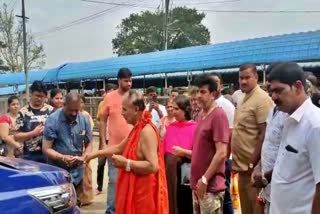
left=145, top=86, right=167, bottom=129
left=267, top=62, right=320, bottom=214
left=210, top=73, right=235, bottom=214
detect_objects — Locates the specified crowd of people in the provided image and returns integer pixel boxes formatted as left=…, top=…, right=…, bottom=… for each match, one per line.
left=0, top=62, right=319, bottom=214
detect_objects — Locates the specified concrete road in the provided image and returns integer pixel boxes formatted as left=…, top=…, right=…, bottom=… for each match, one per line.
left=81, top=136, right=242, bottom=214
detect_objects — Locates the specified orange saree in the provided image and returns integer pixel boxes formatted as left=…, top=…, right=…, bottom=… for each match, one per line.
left=116, top=111, right=169, bottom=214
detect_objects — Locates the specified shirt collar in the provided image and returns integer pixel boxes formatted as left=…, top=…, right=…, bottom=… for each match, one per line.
left=289, top=98, right=312, bottom=122
left=59, top=109, right=80, bottom=124
left=242, top=85, right=259, bottom=103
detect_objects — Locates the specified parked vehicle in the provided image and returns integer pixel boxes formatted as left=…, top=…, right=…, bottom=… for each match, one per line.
left=0, top=157, right=80, bottom=214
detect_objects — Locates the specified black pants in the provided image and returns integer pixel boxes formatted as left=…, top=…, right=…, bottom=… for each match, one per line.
left=97, top=157, right=107, bottom=191
left=97, top=140, right=108, bottom=192
left=223, top=159, right=234, bottom=214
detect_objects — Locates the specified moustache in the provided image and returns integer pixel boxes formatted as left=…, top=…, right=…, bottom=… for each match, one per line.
left=274, top=100, right=282, bottom=106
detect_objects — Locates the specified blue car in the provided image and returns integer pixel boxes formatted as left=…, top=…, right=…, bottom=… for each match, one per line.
left=0, top=157, right=80, bottom=214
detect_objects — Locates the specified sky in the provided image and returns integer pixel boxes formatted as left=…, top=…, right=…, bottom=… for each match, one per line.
left=2, top=0, right=320, bottom=69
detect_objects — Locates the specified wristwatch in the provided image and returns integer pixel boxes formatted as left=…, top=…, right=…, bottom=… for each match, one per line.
left=249, top=163, right=254, bottom=170
left=125, top=159, right=131, bottom=172
left=201, top=176, right=208, bottom=185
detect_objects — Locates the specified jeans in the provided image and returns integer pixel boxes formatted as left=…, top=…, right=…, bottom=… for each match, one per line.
left=223, top=159, right=234, bottom=214
left=106, top=159, right=118, bottom=214
left=97, top=157, right=107, bottom=191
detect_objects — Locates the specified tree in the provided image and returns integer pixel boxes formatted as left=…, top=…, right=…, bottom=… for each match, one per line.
left=112, top=7, right=210, bottom=56
left=0, top=40, right=8, bottom=71
left=0, top=4, right=45, bottom=72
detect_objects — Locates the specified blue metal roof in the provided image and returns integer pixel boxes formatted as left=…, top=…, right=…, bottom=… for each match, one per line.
left=0, top=30, right=319, bottom=89
left=0, top=84, right=29, bottom=96
left=0, top=69, right=50, bottom=86
left=53, top=30, right=320, bottom=81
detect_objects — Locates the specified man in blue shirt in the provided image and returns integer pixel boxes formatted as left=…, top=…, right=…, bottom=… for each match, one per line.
left=43, top=92, right=92, bottom=202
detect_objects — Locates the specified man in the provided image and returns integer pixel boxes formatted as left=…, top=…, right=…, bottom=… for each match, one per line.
left=146, top=86, right=167, bottom=129
left=267, top=62, right=320, bottom=214
left=250, top=63, right=288, bottom=214
left=231, top=89, right=245, bottom=107
left=15, top=81, right=54, bottom=163
left=210, top=73, right=235, bottom=214
left=42, top=92, right=92, bottom=203
left=99, top=68, right=133, bottom=214
left=96, top=83, right=117, bottom=194
left=231, top=64, right=273, bottom=214
left=191, top=74, right=230, bottom=214
left=85, top=90, right=169, bottom=214
left=170, top=88, right=179, bottom=100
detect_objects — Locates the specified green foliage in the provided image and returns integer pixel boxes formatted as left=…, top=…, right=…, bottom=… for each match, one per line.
left=112, top=7, right=210, bottom=56
left=0, top=4, right=46, bottom=72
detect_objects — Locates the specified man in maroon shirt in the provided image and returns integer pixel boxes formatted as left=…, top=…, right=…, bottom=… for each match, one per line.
left=191, top=74, right=230, bottom=214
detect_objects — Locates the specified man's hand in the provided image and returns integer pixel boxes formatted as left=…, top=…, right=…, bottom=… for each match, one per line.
left=84, top=152, right=98, bottom=163
left=63, top=155, right=77, bottom=166
left=74, top=156, right=84, bottom=165
left=172, top=146, right=185, bottom=157
left=111, top=154, right=127, bottom=169
left=196, top=178, right=207, bottom=200
left=32, top=125, right=44, bottom=137
left=151, top=101, right=159, bottom=111
left=251, top=170, right=267, bottom=188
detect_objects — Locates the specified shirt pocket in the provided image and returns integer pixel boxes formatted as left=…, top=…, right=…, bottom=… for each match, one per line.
left=277, top=145, right=305, bottom=181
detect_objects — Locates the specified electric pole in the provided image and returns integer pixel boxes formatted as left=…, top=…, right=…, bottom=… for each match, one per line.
left=16, top=0, right=29, bottom=102
left=164, top=0, right=169, bottom=50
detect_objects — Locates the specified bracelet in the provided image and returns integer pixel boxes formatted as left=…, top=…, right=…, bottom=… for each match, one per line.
left=62, top=155, right=66, bottom=162
left=126, top=159, right=131, bottom=172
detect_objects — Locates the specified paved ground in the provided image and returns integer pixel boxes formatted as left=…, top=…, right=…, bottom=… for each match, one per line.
left=80, top=136, right=241, bottom=214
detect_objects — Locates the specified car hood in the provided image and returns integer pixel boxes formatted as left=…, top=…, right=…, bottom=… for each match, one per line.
left=0, top=157, right=71, bottom=191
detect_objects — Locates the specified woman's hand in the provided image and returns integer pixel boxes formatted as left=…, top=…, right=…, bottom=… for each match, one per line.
left=172, top=146, right=185, bottom=157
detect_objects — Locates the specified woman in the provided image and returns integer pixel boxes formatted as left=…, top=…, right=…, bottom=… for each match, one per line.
left=79, top=95, right=94, bottom=206
left=0, top=96, right=23, bottom=157
left=50, top=88, right=64, bottom=110
left=163, top=95, right=197, bottom=214
left=188, top=86, right=200, bottom=121
left=159, top=99, right=176, bottom=140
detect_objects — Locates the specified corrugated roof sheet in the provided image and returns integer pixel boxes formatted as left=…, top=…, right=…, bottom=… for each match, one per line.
left=55, top=30, right=320, bottom=81
left=0, top=30, right=319, bottom=90
left=0, top=84, right=29, bottom=96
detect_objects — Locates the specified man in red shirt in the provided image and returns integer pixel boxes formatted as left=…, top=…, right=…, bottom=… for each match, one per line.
left=191, top=74, right=230, bottom=214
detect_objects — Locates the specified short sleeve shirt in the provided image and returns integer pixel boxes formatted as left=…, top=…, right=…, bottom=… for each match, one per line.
left=216, top=96, right=235, bottom=128
left=16, top=104, right=53, bottom=162
left=271, top=99, right=320, bottom=214
left=191, top=107, right=230, bottom=193
left=43, top=109, right=92, bottom=185
left=100, top=90, right=132, bottom=145
left=231, top=86, right=273, bottom=171
left=146, top=103, right=167, bottom=130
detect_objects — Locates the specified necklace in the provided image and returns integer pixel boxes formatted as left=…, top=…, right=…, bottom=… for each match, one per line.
left=201, top=103, right=217, bottom=120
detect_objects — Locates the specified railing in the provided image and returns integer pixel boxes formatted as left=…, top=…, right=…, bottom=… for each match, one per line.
left=0, top=96, right=169, bottom=118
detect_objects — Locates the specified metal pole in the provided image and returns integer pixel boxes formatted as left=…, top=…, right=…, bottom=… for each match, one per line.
left=164, top=73, right=168, bottom=89
left=164, top=0, right=169, bottom=50
left=262, top=64, right=266, bottom=84
left=22, top=0, right=29, bottom=102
